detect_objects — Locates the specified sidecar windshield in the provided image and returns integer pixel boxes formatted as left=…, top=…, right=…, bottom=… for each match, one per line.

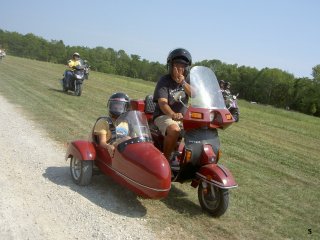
left=190, top=66, right=226, bottom=109
left=115, top=110, right=152, bottom=141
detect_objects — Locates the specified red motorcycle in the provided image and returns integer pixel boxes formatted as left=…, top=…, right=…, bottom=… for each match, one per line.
left=65, top=110, right=171, bottom=199
left=131, top=66, right=237, bottom=217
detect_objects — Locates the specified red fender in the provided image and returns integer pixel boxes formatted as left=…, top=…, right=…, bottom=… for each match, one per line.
left=65, top=140, right=96, bottom=161
left=196, top=164, right=237, bottom=189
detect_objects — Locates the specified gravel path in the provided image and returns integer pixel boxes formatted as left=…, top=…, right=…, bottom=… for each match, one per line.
left=0, top=94, right=156, bottom=240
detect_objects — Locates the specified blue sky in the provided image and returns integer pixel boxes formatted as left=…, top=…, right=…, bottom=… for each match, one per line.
left=1, top=0, right=319, bottom=78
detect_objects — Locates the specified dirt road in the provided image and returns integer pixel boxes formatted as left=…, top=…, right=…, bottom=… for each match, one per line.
left=0, top=95, right=155, bottom=240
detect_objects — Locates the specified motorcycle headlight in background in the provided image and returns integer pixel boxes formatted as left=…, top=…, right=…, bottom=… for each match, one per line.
left=75, top=73, right=84, bottom=79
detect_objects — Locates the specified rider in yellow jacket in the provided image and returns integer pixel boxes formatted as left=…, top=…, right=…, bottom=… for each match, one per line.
left=64, top=52, right=81, bottom=87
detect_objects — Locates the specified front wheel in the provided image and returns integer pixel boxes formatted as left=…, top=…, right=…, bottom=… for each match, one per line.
left=70, top=156, right=92, bottom=186
left=230, top=109, right=239, bottom=122
left=198, top=182, right=229, bottom=217
left=75, top=83, right=82, bottom=96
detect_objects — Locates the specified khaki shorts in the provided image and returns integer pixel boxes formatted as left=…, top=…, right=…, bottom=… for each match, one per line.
left=154, top=115, right=180, bottom=136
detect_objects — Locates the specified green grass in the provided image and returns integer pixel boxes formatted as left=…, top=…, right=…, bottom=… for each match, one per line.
left=0, top=56, right=319, bottom=239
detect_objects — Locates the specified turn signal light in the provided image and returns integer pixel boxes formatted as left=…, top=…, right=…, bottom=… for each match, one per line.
left=225, top=114, right=233, bottom=120
left=185, top=149, right=192, bottom=162
left=206, top=175, right=212, bottom=181
left=190, top=112, right=203, bottom=119
left=217, top=149, right=222, bottom=161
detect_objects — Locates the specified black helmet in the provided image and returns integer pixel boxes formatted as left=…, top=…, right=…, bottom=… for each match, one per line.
left=107, top=92, right=130, bottom=118
left=167, top=48, right=192, bottom=77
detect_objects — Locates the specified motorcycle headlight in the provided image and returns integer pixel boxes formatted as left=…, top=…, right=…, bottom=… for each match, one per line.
left=75, top=74, right=83, bottom=79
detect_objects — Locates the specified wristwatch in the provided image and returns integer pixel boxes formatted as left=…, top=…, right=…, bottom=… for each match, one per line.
left=181, top=80, right=186, bottom=87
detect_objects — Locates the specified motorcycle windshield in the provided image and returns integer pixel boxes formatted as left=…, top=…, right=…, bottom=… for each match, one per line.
left=115, top=110, right=152, bottom=141
left=190, top=66, right=226, bottom=109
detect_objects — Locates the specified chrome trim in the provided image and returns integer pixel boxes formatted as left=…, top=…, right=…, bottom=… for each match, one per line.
left=217, top=164, right=228, bottom=177
left=100, top=161, right=171, bottom=192
left=196, top=172, right=238, bottom=189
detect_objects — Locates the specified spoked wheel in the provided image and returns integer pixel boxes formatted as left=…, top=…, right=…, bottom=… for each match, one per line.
left=198, top=182, right=229, bottom=217
left=70, top=156, right=92, bottom=186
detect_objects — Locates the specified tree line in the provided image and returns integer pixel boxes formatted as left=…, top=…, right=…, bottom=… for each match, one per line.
left=1, top=29, right=319, bottom=117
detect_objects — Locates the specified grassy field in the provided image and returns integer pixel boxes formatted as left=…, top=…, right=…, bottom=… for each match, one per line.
left=0, top=56, right=319, bottom=239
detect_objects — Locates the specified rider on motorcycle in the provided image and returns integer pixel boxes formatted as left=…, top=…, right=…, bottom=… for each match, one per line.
left=224, top=81, right=231, bottom=96
left=83, top=60, right=90, bottom=79
left=153, top=48, right=192, bottom=161
left=93, top=92, right=131, bottom=155
left=219, top=79, right=225, bottom=95
left=63, top=52, right=82, bottom=87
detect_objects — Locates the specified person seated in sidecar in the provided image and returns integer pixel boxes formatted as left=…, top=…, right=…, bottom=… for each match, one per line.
left=153, top=48, right=192, bottom=162
left=63, top=52, right=82, bottom=87
left=93, top=92, right=130, bottom=156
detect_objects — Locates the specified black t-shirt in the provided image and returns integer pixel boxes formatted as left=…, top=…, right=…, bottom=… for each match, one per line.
left=153, top=74, right=189, bottom=119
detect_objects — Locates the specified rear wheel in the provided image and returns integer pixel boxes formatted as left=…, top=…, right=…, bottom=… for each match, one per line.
left=62, top=79, right=68, bottom=92
left=70, top=156, right=92, bottom=186
left=198, top=182, right=229, bottom=217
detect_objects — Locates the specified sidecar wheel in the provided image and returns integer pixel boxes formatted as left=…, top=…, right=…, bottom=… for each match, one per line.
left=70, top=157, right=92, bottom=186
left=198, top=182, right=229, bottom=217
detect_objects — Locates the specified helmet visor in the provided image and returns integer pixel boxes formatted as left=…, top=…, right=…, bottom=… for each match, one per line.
left=173, top=58, right=189, bottom=66
left=109, top=100, right=127, bottom=117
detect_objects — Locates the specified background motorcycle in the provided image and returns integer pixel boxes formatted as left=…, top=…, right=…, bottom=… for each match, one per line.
left=131, top=66, right=237, bottom=217
left=0, top=50, right=6, bottom=61
left=83, top=60, right=90, bottom=80
left=62, top=61, right=87, bottom=96
left=225, top=93, right=240, bottom=122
